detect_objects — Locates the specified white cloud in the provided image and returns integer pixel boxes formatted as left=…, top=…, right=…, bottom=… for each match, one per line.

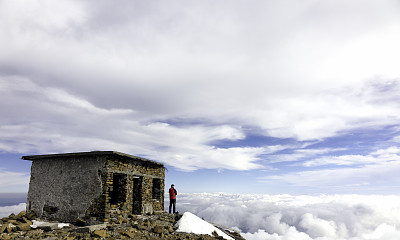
left=0, top=170, right=30, bottom=190
left=299, top=213, right=339, bottom=238
left=261, top=160, right=400, bottom=192
left=170, top=193, right=400, bottom=240
left=0, top=203, right=26, bottom=218
left=303, top=155, right=380, bottom=167
left=267, top=147, right=347, bottom=164
left=371, top=147, right=400, bottom=156
left=392, top=135, right=400, bottom=143
left=300, top=146, right=400, bottom=167
left=1, top=0, right=400, bottom=174
left=0, top=77, right=269, bottom=171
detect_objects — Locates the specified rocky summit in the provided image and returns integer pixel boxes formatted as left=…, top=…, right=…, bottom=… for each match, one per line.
left=0, top=211, right=245, bottom=240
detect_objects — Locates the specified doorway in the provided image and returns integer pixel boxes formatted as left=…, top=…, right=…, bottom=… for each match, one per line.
left=132, top=176, right=143, bottom=214
left=110, top=173, right=127, bottom=205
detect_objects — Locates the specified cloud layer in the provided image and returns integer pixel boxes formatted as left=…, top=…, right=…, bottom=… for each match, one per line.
left=171, top=193, right=400, bottom=240
left=0, top=203, right=26, bottom=218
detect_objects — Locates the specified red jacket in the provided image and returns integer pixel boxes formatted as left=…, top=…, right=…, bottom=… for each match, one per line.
left=169, top=187, right=177, bottom=200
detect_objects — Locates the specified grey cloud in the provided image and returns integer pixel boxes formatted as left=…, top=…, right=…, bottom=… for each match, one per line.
left=0, top=77, right=269, bottom=171
left=1, top=0, right=400, bottom=172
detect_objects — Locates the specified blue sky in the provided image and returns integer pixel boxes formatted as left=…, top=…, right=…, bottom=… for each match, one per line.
left=1, top=0, right=400, bottom=194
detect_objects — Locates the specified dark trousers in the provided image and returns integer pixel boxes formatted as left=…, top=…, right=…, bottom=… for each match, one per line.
left=169, top=199, right=176, bottom=213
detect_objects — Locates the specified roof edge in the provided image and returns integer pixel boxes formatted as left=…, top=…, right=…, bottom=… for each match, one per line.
left=21, top=151, right=164, bottom=166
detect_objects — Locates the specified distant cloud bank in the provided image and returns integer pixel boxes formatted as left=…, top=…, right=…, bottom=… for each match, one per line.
left=0, top=203, right=26, bottom=218
left=171, top=193, right=400, bottom=240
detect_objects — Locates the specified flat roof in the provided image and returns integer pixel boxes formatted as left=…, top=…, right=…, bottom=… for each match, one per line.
left=22, top=151, right=164, bottom=166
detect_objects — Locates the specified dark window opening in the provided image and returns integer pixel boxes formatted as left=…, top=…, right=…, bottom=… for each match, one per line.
left=132, top=176, right=143, bottom=215
left=110, top=173, right=127, bottom=204
left=152, top=178, right=161, bottom=200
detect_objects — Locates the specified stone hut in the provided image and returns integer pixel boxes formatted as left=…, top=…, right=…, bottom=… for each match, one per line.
left=22, top=151, right=165, bottom=224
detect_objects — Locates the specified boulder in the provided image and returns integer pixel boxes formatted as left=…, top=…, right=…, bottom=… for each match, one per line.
left=92, top=229, right=107, bottom=238
left=153, top=225, right=164, bottom=234
left=16, top=211, right=26, bottom=219
left=16, top=223, right=31, bottom=231
left=36, top=223, right=59, bottom=231
left=122, top=230, right=136, bottom=238
left=1, top=223, right=16, bottom=233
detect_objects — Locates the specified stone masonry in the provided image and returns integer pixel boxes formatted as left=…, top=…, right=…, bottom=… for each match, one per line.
left=22, top=151, right=165, bottom=224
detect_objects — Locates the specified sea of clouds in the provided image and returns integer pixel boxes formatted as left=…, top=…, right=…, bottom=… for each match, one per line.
left=0, top=203, right=26, bottom=218
left=2, top=193, right=400, bottom=240
left=167, top=193, right=400, bottom=240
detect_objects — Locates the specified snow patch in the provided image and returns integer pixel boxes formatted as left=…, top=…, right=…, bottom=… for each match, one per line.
left=31, top=220, right=70, bottom=229
left=175, top=212, right=233, bottom=240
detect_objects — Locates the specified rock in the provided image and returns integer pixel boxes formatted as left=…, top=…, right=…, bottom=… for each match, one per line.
left=154, top=211, right=164, bottom=215
left=16, top=211, right=26, bottom=219
left=153, top=225, right=164, bottom=234
left=74, top=218, right=87, bottom=226
left=2, top=223, right=16, bottom=233
left=36, top=223, right=59, bottom=231
left=0, top=224, right=7, bottom=233
left=75, top=223, right=107, bottom=233
left=122, top=230, right=136, bottom=238
left=21, top=217, right=33, bottom=225
left=43, top=237, right=58, bottom=240
left=0, top=234, right=11, bottom=239
left=16, top=223, right=31, bottom=231
left=25, top=229, right=44, bottom=236
left=88, top=223, right=107, bottom=232
left=73, top=227, right=89, bottom=233
left=92, top=229, right=107, bottom=238
left=212, top=230, right=224, bottom=239
left=26, top=211, right=36, bottom=220
left=0, top=211, right=246, bottom=240
left=143, top=203, right=154, bottom=215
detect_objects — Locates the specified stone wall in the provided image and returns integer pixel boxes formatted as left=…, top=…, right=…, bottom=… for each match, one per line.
left=95, top=155, right=165, bottom=223
left=26, top=152, right=165, bottom=224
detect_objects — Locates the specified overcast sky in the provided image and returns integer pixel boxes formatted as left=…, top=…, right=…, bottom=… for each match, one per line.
left=1, top=0, right=400, bottom=194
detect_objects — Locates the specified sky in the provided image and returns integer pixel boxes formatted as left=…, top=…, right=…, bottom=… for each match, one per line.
left=1, top=0, right=400, bottom=194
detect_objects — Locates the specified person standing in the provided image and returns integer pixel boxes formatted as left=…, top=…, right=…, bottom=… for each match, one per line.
left=169, top=184, right=177, bottom=214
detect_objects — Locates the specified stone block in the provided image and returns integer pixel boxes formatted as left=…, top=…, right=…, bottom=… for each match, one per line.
left=122, top=230, right=136, bottom=238
left=16, top=211, right=26, bottom=220
left=153, top=225, right=164, bottom=234
left=0, top=224, right=7, bottom=234
left=16, top=223, right=31, bottom=231
left=2, top=223, right=16, bottom=233
left=37, top=223, right=59, bottom=231
left=92, top=229, right=107, bottom=238
left=21, top=217, right=32, bottom=225
left=88, top=223, right=107, bottom=232
left=143, top=203, right=154, bottom=215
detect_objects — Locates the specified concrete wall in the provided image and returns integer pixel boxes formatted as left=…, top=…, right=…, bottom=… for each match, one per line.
left=27, top=156, right=106, bottom=222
